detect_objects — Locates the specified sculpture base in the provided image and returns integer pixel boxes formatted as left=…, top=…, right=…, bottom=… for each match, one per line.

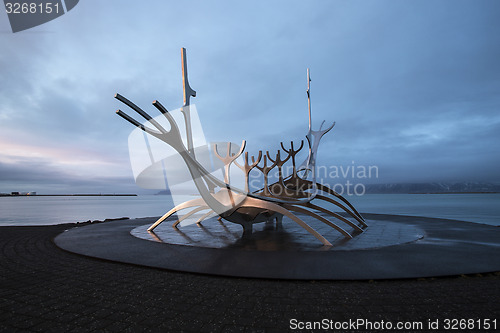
left=132, top=215, right=420, bottom=251
left=54, top=213, right=500, bottom=280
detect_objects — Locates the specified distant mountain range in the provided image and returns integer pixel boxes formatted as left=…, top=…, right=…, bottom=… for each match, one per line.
left=363, top=182, right=500, bottom=194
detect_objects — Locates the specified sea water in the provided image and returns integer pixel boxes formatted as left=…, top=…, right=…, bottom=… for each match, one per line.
left=0, top=193, right=498, bottom=226
left=346, top=193, right=500, bottom=226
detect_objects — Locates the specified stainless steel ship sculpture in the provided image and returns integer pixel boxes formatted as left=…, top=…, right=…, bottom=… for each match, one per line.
left=116, top=48, right=367, bottom=246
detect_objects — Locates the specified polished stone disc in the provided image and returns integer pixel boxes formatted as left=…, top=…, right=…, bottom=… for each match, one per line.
left=55, top=213, right=500, bottom=280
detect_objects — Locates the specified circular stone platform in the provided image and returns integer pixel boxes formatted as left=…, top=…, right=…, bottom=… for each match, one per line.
left=54, top=213, right=500, bottom=280
left=131, top=217, right=424, bottom=251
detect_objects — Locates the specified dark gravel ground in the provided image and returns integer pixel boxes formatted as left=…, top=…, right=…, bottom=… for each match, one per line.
left=0, top=224, right=498, bottom=332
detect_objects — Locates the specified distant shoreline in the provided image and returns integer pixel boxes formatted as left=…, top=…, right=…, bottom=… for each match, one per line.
left=0, top=192, right=498, bottom=198
left=0, top=194, right=137, bottom=197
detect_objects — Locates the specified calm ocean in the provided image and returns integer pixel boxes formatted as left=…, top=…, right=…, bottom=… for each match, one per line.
left=0, top=193, right=498, bottom=226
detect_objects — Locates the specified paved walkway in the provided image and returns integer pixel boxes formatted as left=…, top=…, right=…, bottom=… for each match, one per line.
left=0, top=224, right=499, bottom=332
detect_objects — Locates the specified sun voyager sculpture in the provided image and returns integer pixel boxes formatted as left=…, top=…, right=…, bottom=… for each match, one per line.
left=115, top=48, right=367, bottom=246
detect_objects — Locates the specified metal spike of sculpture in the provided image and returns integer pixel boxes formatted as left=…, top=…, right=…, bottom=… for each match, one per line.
left=116, top=48, right=367, bottom=246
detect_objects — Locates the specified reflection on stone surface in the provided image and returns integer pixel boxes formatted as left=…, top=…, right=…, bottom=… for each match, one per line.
left=131, top=213, right=424, bottom=252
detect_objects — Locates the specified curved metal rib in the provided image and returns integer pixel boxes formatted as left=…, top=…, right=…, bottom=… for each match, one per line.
left=148, top=197, right=206, bottom=231
left=315, top=183, right=365, bottom=222
left=196, top=210, right=216, bottom=224
left=304, top=202, right=364, bottom=232
left=172, top=205, right=210, bottom=228
left=313, top=194, right=367, bottom=227
left=284, top=204, right=352, bottom=238
left=239, top=196, right=333, bottom=246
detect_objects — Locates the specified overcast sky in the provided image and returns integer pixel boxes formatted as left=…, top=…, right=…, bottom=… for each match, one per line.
left=0, top=0, right=499, bottom=194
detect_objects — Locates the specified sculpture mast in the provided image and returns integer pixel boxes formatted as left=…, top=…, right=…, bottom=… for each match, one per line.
left=301, top=68, right=335, bottom=180
left=304, top=68, right=313, bottom=177
left=181, top=47, right=197, bottom=155
left=307, top=68, right=312, bottom=131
